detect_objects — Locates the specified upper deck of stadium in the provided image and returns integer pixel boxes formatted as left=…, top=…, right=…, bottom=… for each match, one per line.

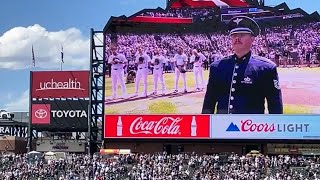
left=103, top=0, right=319, bottom=33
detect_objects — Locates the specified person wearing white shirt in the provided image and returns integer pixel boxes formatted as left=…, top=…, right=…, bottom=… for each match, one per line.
left=169, top=57, right=175, bottom=73
left=151, top=49, right=166, bottom=95
left=107, top=45, right=128, bottom=99
left=190, top=49, right=206, bottom=91
left=134, top=48, right=151, bottom=97
left=173, top=47, right=188, bottom=93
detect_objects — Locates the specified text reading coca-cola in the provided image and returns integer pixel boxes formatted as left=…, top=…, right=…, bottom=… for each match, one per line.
left=104, top=115, right=210, bottom=138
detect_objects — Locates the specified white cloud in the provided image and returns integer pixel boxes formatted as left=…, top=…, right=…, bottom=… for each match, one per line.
left=3, top=90, right=29, bottom=112
left=0, top=24, right=90, bottom=70
left=6, top=93, right=13, bottom=101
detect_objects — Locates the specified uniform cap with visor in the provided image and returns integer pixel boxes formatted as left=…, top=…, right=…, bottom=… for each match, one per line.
left=228, top=16, right=261, bottom=37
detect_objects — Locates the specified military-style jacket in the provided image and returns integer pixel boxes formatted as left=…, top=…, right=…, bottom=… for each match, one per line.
left=202, top=52, right=283, bottom=114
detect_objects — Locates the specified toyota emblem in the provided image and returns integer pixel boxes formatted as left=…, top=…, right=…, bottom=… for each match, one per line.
left=35, top=109, right=48, bottom=119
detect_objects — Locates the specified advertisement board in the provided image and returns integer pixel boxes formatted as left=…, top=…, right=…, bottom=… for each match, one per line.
left=220, top=7, right=253, bottom=14
left=104, top=115, right=210, bottom=139
left=36, top=140, right=85, bottom=152
left=32, top=100, right=89, bottom=131
left=32, top=104, right=51, bottom=124
left=210, top=115, right=320, bottom=140
left=31, top=71, right=89, bottom=98
left=100, top=149, right=131, bottom=154
left=0, top=126, right=28, bottom=137
left=169, top=0, right=249, bottom=8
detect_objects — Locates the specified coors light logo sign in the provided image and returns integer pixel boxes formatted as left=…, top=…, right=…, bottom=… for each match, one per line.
left=31, top=71, right=89, bottom=98
left=104, top=115, right=210, bottom=138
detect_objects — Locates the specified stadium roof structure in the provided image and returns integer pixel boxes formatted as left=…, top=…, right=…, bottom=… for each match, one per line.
left=103, top=0, right=320, bottom=34
left=103, top=0, right=257, bottom=32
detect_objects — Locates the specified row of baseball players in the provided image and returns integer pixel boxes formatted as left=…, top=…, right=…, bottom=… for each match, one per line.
left=107, top=46, right=207, bottom=99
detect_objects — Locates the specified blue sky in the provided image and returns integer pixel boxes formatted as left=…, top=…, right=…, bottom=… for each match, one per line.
left=0, top=0, right=319, bottom=111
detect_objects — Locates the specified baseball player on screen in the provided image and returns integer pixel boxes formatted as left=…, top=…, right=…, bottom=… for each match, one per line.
left=190, top=49, right=206, bottom=91
left=134, top=47, right=151, bottom=97
left=173, top=47, right=188, bottom=93
left=107, top=45, right=127, bottom=99
left=151, top=49, right=166, bottom=95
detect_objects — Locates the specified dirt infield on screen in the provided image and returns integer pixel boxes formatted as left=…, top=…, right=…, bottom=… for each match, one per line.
left=105, top=67, right=320, bottom=114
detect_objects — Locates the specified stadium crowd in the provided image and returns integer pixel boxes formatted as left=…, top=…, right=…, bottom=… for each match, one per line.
left=106, top=21, right=320, bottom=76
left=1, top=152, right=320, bottom=180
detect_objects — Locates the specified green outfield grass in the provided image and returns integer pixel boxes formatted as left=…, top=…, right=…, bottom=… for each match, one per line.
left=283, top=104, right=312, bottom=114
left=148, top=100, right=178, bottom=114
left=105, top=67, right=320, bottom=96
left=278, top=67, right=320, bottom=72
left=105, top=71, right=209, bottom=96
left=105, top=102, right=313, bottom=114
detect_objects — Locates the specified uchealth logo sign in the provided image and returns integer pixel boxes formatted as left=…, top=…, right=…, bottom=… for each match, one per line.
left=104, top=115, right=210, bottom=138
left=32, top=104, right=51, bottom=124
left=31, top=71, right=89, bottom=98
left=210, top=115, right=320, bottom=140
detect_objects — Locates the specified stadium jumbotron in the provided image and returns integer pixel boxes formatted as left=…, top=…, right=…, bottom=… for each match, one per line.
left=103, top=0, right=320, bottom=115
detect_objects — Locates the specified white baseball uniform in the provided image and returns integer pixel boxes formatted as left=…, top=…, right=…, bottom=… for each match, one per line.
left=190, top=53, right=206, bottom=90
left=151, top=55, right=166, bottom=94
left=134, top=53, right=151, bottom=96
left=107, top=53, right=127, bottom=98
left=174, top=53, right=188, bottom=92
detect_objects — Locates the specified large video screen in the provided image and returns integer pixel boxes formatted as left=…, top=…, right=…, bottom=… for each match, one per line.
left=103, top=3, right=320, bottom=140
left=105, top=17, right=320, bottom=115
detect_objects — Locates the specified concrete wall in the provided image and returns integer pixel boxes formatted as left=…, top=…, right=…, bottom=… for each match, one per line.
left=104, top=142, right=247, bottom=155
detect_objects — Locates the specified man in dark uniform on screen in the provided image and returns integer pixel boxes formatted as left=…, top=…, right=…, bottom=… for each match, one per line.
left=202, top=16, right=283, bottom=114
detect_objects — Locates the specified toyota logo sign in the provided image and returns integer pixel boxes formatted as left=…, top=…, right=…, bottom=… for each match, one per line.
left=35, top=109, right=48, bottom=119
left=32, top=104, right=51, bottom=124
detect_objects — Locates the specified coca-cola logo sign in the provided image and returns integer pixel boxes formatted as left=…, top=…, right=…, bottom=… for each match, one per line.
left=129, top=117, right=182, bottom=135
left=105, top=115, right=210, bottom=139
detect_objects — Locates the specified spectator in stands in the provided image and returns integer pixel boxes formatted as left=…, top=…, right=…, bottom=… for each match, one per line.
left=2, top=152, right=320, bottom=179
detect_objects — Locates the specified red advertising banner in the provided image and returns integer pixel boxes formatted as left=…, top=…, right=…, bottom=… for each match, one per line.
left=32, top=104, right=51, bottom=124
left=104, top=115, right=210, bottom=139
left=31, top=71, right=89, bottom=98
left=169, top=0, right=248, bottom=8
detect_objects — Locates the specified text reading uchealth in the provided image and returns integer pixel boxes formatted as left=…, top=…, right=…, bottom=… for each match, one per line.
left=36, top=78, right=85, bottom=91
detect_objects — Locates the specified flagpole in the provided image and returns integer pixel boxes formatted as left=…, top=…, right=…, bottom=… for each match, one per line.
left=31, top=45, right=35, bottom=70
left=28, top=45, right=35, bottom=152
left=61, top=45, right=64, bottom=71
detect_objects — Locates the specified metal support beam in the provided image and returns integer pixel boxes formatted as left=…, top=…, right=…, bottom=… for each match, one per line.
left=89, top=29, right=105, bottom=154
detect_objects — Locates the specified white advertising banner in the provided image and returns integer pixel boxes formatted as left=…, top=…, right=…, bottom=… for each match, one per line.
left=210, top=115, right=320, bottom=140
